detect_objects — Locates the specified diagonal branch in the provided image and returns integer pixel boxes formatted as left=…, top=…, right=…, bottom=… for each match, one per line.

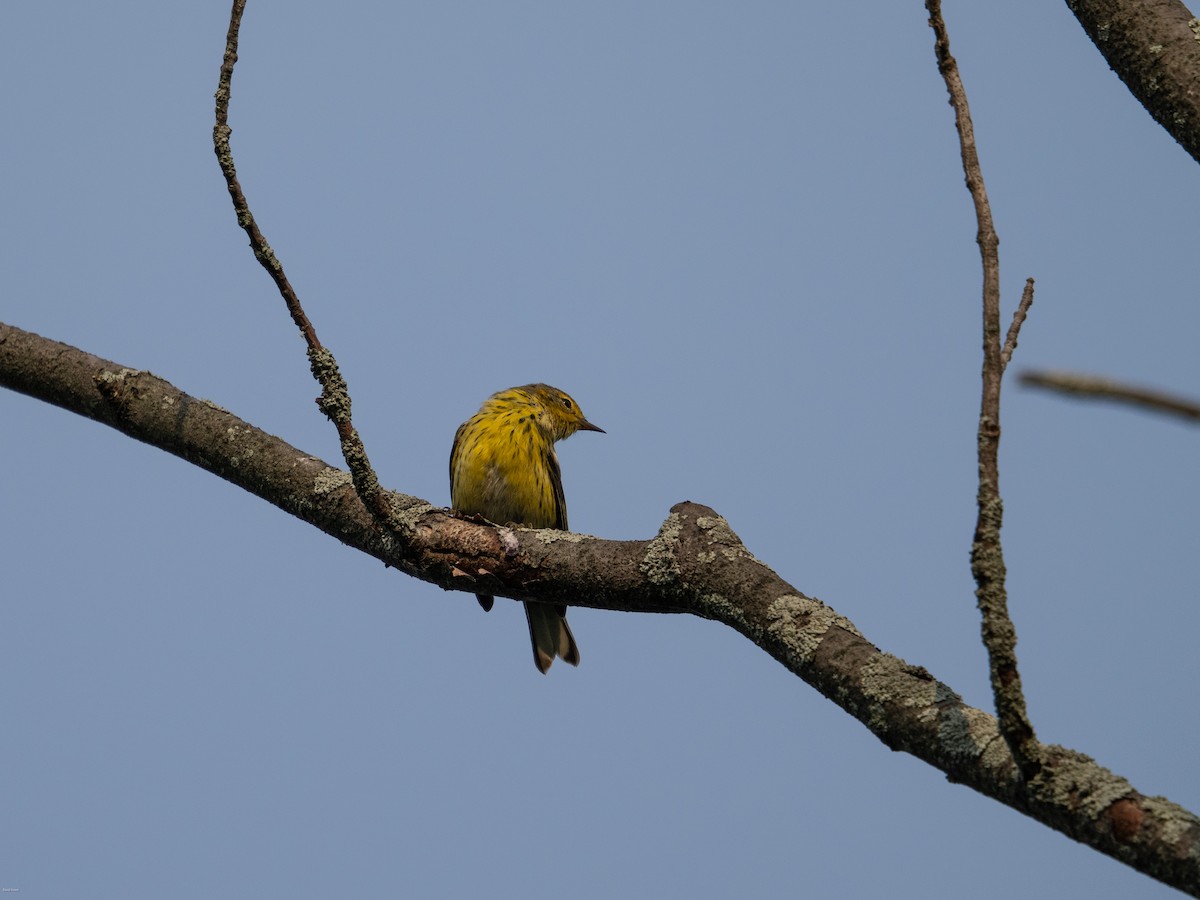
left=3, top=318, right=1199, bottom=894
left=1020, top=370, right=1200, bottom=423
left=212, top=0, right=394, bottom=532
left=925, top=0, right=1040, bottom=779
left=1065, top=0, right=1200, bottom=165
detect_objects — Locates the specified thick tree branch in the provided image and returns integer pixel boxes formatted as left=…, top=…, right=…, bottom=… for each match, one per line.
left=1065, top=0, right=1200, bottom=164
left=3, top=320, right=1200, bottom=894
left=1021, top=369, right=1200, bottom=422
left=926, top=0, right=1040, bottom=780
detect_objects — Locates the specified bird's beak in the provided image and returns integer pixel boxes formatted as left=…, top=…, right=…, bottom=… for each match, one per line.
left=579, top=419, right=605, bottom=434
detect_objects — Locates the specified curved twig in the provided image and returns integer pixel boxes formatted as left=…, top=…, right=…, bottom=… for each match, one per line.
left=212, top=0, right=394, bottom=531
left=926, top=0, right=1040, bottom=779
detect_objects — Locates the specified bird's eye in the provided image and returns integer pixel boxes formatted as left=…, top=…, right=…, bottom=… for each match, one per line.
left=561, top=396, right=573, bottom=409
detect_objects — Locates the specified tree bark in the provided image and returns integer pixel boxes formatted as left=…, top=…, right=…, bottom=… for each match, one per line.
left=1065, top=0, right=1200, bottom=163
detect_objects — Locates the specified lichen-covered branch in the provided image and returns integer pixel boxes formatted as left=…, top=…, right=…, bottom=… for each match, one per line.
left=3, top=320, right=1199, bottom=894
left=925, top=0, right=1040, bottom=780
left=212, top=0, right=393, bottom=531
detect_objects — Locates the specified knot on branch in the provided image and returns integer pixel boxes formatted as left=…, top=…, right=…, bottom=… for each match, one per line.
left=644, top=502, right=751, bottom=588
left=641, top=502, right=758, bottom=618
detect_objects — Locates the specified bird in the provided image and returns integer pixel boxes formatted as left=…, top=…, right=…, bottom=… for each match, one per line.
left=450, top=383, right=604, bottom=673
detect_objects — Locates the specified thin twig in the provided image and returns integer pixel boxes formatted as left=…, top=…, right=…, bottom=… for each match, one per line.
left=1020, top=370, right=1200, bottom=423
left=1000, top=278, right=1034, bottom=372
left=212, top=0, right=395, bottom=531
left=926, top=0, right=1040, bottom=779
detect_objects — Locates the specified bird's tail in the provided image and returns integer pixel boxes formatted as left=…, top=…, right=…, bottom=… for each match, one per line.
left=524, top=602, right=580, bottom=674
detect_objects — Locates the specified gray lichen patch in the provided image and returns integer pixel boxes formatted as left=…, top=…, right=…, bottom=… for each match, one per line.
left=95, top=367, right=143, bottom=384
left=387, top=492, right=434, bottom=516
left=859, top=657, right=960, bottom=739
left=642, top=512, right=683, bottom=585
left=1142, top=795, right=1200, bottom=849
left=533, top=527, right=586, bottom=544
left=313, top=467, right=353, bottom=495
left=387, top=494, right=436, bottom=530
left=936, top=703, right=1010, bottom=768
left=497, top=527, right=520, bottom=557
left=695, top=514, right=737, bottom=543
left=861, top=654, right=940, bottom=710
left=1034, top=747, right=1134, bottom=818
left=859, top=653, right=940, bottom=735
left=695, top=513, right=761, bottom=563
left=764, top=594, right=859, bottom=663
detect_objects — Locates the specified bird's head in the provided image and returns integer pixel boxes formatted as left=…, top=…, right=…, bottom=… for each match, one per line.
left=520, top=383, right=605, bottom=442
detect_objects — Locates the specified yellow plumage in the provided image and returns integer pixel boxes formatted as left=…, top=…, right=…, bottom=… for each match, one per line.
left=449, top=383, right=604, bottom=673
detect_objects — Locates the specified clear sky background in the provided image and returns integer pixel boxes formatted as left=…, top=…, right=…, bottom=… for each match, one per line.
left=3, top=2, right=1198, bottom=897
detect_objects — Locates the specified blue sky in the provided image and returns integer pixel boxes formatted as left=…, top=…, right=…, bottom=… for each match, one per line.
left=3, top=2, right=1198, bottom=897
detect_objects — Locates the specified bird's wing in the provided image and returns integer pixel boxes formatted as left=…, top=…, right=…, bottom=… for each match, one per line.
left=448, top=421, right=466, bottom=495
left=547, top=448, right=568, bottom=531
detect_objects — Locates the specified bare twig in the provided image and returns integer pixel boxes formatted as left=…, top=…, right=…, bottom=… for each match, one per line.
left=1001, top=278, right=1035, bottom=372
left=211, top=0, right=395, bottom=531
left=1020, top=370, right=1200, bottom=423
left=926, top=0, right=1040, bottom=779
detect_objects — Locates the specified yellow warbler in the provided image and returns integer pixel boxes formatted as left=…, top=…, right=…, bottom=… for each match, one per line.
left=450, top=383, right=604, bottom=673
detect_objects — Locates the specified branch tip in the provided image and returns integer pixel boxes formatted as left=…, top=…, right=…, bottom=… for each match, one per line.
left=1000, top=278, right=1035, bottom=372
